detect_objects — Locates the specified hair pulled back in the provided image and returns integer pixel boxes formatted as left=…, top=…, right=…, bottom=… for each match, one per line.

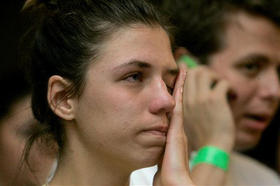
left=21, top=0, right=171, bottom=154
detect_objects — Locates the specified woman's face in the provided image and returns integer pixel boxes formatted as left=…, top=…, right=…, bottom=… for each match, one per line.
left=0, top=96, right=56, bottom=185
left=72, top=25, right=177, bottom=170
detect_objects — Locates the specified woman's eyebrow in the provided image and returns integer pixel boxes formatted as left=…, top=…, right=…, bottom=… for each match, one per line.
left=113, top=60, right=152, bottom=71
left=113, top=60, right=178, bottom=76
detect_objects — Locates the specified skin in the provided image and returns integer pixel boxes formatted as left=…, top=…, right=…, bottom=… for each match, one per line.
left=47, top=25, right=194, bottom=186
left=183, top=11, right=280, bottom=151
left=180, top=11, right=280, bottom=185
left=209, top=11, right=280, bottom=150
left=0, top=96, right=56, bottom=186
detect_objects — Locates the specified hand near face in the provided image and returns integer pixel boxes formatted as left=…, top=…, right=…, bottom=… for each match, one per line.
left=153, top=63, right=195, bottom=186
left=183, top=66, right=235, bottom=151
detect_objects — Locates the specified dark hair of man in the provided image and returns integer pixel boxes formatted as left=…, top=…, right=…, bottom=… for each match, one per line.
left=160, top=0, right=280, bottom=64
left=20, top=0, right=172, bottom=157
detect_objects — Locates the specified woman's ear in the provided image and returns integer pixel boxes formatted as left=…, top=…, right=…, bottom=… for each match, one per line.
left=47, top=75, right=76, bottom=120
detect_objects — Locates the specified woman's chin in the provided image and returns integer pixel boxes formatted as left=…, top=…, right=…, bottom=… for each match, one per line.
left=133, top=147, right=163, bottom=169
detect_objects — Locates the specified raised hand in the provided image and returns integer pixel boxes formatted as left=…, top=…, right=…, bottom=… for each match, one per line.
left=154, top=63, right=195, bottom=186
left=183, top=66, right=235, bottom=153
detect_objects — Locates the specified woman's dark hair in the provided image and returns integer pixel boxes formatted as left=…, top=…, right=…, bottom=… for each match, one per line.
left=21, top=0, right=171, bottom=157
left=159, top=0, right=280, bottom=64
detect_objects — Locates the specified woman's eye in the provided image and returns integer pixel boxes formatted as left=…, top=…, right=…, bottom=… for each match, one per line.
left=124, top=72, right=143, bottom=82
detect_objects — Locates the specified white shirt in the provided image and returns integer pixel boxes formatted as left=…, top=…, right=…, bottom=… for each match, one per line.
left=130, top=152, right=280, bottom=186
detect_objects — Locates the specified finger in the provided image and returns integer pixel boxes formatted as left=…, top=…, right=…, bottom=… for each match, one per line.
left=184, top=66, right=197, bottom=105
left=170, top=62, right=186, bottom=130
left=183, top=129, right=190, bottom=168
left=165, top=62, right=187, bottom=168
left=154, top=63, right=193, bottom=186
left=173, top=64, right=189, bottom=162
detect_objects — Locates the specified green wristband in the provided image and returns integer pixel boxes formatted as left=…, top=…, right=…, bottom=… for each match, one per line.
left=179, top=55, right=198, bottom=69
left=190, top=146, right=230, bottom=171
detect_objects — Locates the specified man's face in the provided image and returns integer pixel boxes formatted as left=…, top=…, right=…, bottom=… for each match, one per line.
left=209, top=12, right=280, bottom=150
left=0, top=96, right=56, bottom=185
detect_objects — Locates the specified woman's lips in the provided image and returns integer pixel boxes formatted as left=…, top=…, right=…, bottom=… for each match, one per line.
left=144, top=130, right=167, bottom=136
left=142, top=125, right=168, bottom=136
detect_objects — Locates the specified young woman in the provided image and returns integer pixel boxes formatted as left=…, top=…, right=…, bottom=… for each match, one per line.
left=22, top=0, right=194, bottom=185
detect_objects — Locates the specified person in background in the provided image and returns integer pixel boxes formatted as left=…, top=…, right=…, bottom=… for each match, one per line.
left=0, top=1, right=57, bottom=185
left=21, top=0, right=195, bottom=185
left=131, top=0, right=280, bottom=185
left=0, top=53, right=57, bottom=186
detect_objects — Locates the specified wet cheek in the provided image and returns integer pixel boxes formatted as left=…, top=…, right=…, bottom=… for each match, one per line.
left=104, top=91, right=140, bottom=116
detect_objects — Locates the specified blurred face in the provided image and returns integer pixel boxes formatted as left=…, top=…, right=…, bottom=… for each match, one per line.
left=73, top=25, right=177, bottom=170
left=0, top=96, right=56, bottom=185
left=209, top=12, right=280, bottom=150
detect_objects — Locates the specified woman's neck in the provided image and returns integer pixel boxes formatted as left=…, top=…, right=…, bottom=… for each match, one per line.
left=48, top=128, right=131, bottom=186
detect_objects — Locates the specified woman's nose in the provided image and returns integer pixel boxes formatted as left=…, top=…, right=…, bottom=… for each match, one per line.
left=149, top=79, right=175, bottom=114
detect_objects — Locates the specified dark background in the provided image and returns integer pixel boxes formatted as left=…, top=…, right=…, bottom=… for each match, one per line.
left=0, top=0, right=25, bottom=68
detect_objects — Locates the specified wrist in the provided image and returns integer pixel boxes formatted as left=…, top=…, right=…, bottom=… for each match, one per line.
left=190, top=145, right=230, bottom=171
left=205, top=135, right=235, bottom=153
